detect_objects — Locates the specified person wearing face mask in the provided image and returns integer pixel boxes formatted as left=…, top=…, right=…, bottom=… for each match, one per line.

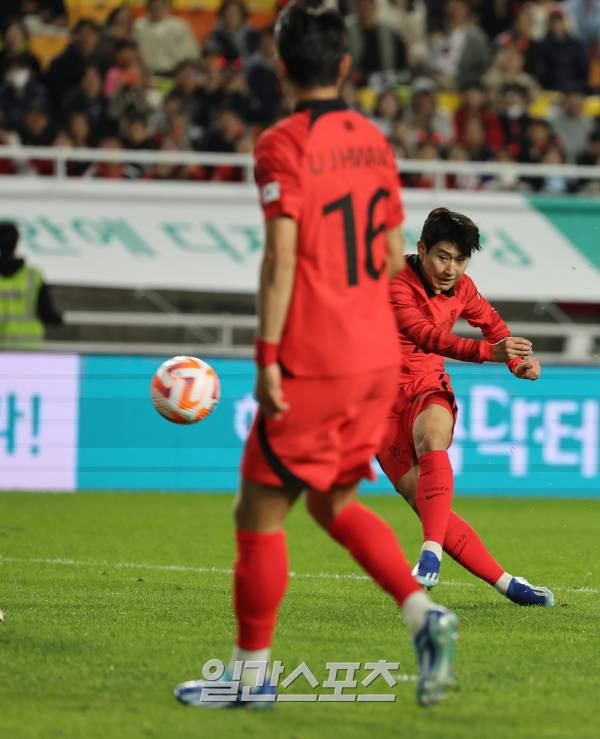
left=0, top=55, right=49, bottom=131
left=497, top=81, right=532, bottom=158
left=0, top=17, right=41, bottom=79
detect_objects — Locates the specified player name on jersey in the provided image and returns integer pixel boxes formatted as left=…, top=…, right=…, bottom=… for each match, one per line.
left=308, top=145, right=393, bottom=176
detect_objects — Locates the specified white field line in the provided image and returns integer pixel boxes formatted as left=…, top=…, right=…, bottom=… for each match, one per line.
left=0, top=555, right=597, bottom=595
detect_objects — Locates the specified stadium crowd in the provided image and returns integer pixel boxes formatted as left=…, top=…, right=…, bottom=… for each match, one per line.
left=0, top=0, right=599, bottom=191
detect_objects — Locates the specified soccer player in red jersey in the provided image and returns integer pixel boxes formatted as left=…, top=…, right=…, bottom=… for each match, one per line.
left=175, top=3, right=459, bottom=709
left=378, top=207, right=554, bottom=606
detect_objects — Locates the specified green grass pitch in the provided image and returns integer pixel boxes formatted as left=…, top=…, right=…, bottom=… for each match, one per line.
left=0, top=492, right=599, bottom=739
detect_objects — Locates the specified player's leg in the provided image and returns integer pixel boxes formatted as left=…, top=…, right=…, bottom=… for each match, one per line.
left=175, top=478, right=301, bottom=707
left=411, top=402, right=455, bottom=588
left=306, top=481, right=459, bottom=707
left=396, top=467, right=554, bottom=606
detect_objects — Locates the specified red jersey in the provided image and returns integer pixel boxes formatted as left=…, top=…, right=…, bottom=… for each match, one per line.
left=254, top=98, right=404, bottom=377
left=390, top=255, right=520, bottom=382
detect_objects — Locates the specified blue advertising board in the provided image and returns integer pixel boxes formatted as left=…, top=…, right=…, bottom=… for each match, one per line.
left=76, top=356, right=600, bottom=497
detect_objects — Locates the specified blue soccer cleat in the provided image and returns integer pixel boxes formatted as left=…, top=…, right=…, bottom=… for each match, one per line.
left=506, top=576, right=555, bottom=607
left=412, top=550, right=441, bottom=589
left=174, top=667, right=277, bottom=709
left=414, top=609, right=460, bottom=708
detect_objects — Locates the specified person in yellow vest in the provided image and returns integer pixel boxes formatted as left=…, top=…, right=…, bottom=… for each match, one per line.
left=0, top=221, right=62, bottom=349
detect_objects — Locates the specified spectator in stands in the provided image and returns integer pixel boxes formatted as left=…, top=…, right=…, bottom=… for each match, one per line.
left=461, top=114, right=494, bottom=160
left=389, top=112, right=411, bottom=156
left=406, top=138, right=441, bottom=187
left=537, top=6, right=588, bottom=91
left=520, top=117, right=557, bottom=164
left=454, top=81, right=504, bottom=152
left=497, top=81, right=531, bottom=157
left=133, top=0, right=198, bottom=75
left=62, top=64, right=110, bottom=140
left=372, top=89, right=402, bottom=137
left=0, top=221, right=62, bottom=349
left=486, top=147, right=523, bottom=190
left=21, top=1, right=68, bottom=30
left=445, top=141, right=482, bottom=189
left=565, top=0, right=600, bottom=55
left=19, top=97, right=55, bottom=146
left=405, top=77, right=453, bottom=151
left=429, top=0, right=490, bottom=89
left=0, top=55, right=48, bottom=130
left=478, top=0, right=515, bottom=40
left=377, top=0, right=428, bottom=68
left=345, top=0, right=408, bottom=85
left=84, top=134, right=138, bottom=179
left=495, top=6, right=542, bottom=77
left=246, top=27, right=281, bottom=125
left=0, top=112, right=23, bottom=175
left=524, top=0, right=554, bottom=41
left=200, top=106, right=247, bottom=154
left=122, top=112, right=156, bottom=150
left=168, top=60, right=213, bottom=132
left=208, top=0, right=258, bottom=64
left=154, top=93, right=200, bottom=151
left=540, top=144, right=569, bottom=193
left=104, top=42, right=153, bottom=136
left=0, top=16, right=41, bottom=78
left=575, top=127, right=600, bottom=191
left=483, top=45, right=540, bottom=105
left=46, top=19, right=106, bottom=108
left=551, top=85, right=594, bottom=161
left=104, top=4, right=134, bottom=45
left=66, top=109, right=92, bottom=147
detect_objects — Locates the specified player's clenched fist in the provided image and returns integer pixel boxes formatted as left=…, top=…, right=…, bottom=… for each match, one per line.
left=514, top=357, right=542, bottom=381
left=491, top=336, right=532, bottom=362
left=255, top=364, right=290, bottom=418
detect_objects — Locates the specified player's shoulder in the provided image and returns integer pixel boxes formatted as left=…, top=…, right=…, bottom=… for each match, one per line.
left=255, top=112, right=309, bottom=159
left=455, top=271, right=479, bottom=299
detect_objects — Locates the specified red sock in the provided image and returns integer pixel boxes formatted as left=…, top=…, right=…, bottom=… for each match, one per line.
left=234, top=529, right=288, bottom=650
left=329, top=502, right=421, bottom=606
left=444, top=512, right=504, bottom=585
left=416, top=450, right=454, bottom=546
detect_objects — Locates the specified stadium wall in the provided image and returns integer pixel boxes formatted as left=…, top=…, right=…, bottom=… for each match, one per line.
left=1, top=353, right=598, bottom=497
left=0, top=180, right=599, bottom=301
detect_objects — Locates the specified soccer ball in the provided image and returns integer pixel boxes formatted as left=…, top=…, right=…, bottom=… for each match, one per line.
left=150, top=356, right=220, bottom=424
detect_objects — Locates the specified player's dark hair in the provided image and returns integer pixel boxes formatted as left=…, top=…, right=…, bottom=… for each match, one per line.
left=0, top=221, right=19, bottom=254
left=275, top=1, right=347, bottom=88
left=420, top=208, right=481, bottom=257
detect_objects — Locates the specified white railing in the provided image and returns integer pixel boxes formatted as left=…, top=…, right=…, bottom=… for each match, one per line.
left=2, top=145, right=600, bottom=188
left=47, top=310, right=600, bottom=364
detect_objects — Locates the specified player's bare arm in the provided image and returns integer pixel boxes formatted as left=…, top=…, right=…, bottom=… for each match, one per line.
left=255, top=217, right=298, bottom=418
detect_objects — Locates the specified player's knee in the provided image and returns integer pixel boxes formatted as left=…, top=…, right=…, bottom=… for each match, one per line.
left=414, top=429, right=447, bottom=457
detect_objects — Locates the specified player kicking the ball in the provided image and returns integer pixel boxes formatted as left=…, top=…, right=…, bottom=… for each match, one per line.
left=174, top=3, right=459, bottom=709
left=378, top=207, right=554, bottom=606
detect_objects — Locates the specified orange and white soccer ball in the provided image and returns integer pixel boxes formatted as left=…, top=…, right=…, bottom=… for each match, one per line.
left=150, top=356, right=220, bottom=424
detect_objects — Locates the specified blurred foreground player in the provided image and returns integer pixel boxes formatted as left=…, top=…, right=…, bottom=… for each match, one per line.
left=378, top=208, right=554, bottom=606
left=175, top=3, right=459, bottom=709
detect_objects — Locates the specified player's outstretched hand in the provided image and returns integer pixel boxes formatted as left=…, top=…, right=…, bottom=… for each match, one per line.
left=255, top=364, right=290, bottom=419
left=514, top=358, right=542, bottom=381
left=491, top=337, right=532, bottom=362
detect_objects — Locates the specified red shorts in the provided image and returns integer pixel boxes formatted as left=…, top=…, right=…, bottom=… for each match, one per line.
left=241, top=366, right=397, bottom=493
left=377, top=372, right=458, bottom=486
